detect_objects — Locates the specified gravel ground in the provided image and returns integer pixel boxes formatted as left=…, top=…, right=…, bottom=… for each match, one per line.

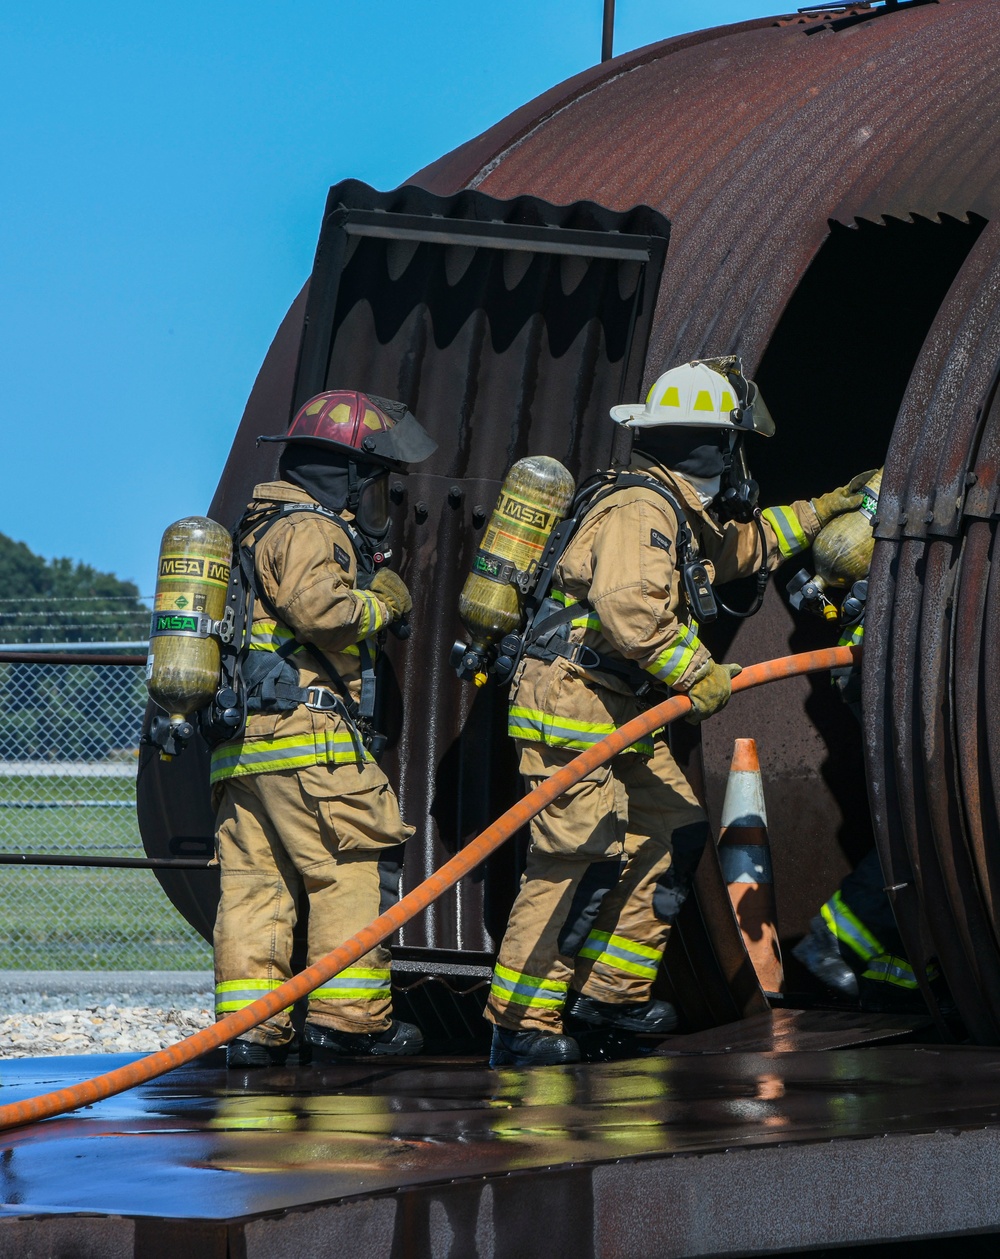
left=0, top=972, right=214, bottom=1057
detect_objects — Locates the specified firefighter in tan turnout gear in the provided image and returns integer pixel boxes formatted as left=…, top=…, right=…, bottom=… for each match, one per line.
left=212, top=389, right=436, bottom=1068
left=487, top=359, right=874, bottom=1066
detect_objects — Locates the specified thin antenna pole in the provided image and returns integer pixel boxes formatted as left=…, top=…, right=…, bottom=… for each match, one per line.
left=602, top=0, right=615, bottom=61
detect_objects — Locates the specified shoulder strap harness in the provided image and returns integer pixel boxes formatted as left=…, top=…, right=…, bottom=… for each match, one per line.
left=201, top=501, right=384, bottom=761
left=496, top=471, right=717, bottom=692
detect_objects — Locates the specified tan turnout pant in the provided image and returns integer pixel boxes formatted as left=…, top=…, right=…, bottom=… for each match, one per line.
left=213, top=759, right=412, bottom=1045
left=486, top=738, right=707, bottom=1032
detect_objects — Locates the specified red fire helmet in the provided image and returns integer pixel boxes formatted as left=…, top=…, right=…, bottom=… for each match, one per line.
left=259, top=390, right=436, bottom=470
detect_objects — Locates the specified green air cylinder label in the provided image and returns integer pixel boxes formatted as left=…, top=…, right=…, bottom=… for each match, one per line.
left=472, top=550, right=515, bottom=585
left=151, top=612, right=206, bottom=638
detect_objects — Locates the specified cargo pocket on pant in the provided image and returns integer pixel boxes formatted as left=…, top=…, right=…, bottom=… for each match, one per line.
left=300, top=760, right=414, bottom=851
left=518, top=744, right=624, bottom=860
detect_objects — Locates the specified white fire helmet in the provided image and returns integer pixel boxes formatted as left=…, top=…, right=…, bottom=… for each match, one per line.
left=610, top=357, right=775, bottom=437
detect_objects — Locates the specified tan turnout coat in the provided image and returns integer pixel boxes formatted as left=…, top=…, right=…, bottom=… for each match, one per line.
left=508, top=460, right=822, bottom=752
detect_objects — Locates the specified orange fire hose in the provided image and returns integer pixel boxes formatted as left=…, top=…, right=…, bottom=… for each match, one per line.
left=0, top=644, right=858, bottom=1131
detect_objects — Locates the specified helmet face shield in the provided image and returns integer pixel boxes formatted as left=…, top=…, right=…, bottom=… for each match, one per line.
left=745, top=385, right=776, bottom=437
left=360, top=405, right=438, bottom=468
left=354, top=468, right=391, bottom=540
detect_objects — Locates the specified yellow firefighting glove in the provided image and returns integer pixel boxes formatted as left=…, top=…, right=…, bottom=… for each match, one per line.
left=684, top=659, right=743, bottom=725
left=811, top=469, right=879, bottom=528
left=368, top=569, right=412, bottom=623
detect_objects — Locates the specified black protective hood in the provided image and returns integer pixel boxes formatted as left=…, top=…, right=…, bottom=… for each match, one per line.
left=631, top=427, right=728, bottom=479
left=278, top=446, right=350, bottom=513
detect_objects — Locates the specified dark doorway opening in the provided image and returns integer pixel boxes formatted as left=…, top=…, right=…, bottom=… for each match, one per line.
left=732, top=211, right=987, bottom=996
left=753, top=212, right=987, bottom=505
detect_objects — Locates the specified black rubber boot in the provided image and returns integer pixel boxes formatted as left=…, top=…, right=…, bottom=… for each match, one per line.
left=792, top=915, right=860, bottom=999
left=564, top=991, right=678, bottom=1035
left=489, top=1026, right=581, bottom=1067
left=303, top=1018, right=423, bottom=1058
left=226, top=1036, right=311, bottom=1069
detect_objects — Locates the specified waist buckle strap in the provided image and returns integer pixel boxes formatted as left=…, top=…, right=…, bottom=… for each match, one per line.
left=304, top=685, right=339, bottom=712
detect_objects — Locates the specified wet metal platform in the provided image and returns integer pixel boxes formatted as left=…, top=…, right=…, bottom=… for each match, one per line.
left=2, top=1012, right=1000, bottom=1257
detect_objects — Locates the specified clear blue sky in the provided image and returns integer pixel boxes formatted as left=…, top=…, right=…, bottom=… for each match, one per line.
left=1, top=1, right=775, bottom=594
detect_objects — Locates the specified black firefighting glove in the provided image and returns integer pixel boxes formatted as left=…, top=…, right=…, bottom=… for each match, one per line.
left=369, top=568, right=412, bottom=624
left=812, top=469, right=879, bottom=528
left=684, top=659, right=743, bottom=725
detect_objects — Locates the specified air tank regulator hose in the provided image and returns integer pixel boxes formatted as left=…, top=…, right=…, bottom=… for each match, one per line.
left=714, top=510, right=770, bottom=620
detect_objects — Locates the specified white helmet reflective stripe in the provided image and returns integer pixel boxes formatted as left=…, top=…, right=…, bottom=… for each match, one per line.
left=610, top=359, right=774, bottom=436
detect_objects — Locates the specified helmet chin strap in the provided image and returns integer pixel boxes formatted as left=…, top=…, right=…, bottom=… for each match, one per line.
left=346, top=461, right=361, bottom=515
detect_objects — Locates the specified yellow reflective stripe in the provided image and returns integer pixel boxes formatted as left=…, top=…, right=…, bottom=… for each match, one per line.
left=507, top=706, right=653, bottom=756
left=210, top=731, right=369, bottom=782
left=838, top=622, right=865, bottom=649
left=861, top=954, right=918, bottom=989
left=216, top=978, right=283, bottom=992
left=215, top=978, right=291, bottom=1014
left=549, top=588, right=601, bottom=631
left=251, top=617, right=360, bottom=661
left=510, top=707, right=615, bottom=736
left=579, top=930, right=663, bottom=979
left=309, top=968, right=391, bottom=1000
left=490, top=962, right=569, bottom=1009
left=582, top=929, right=662, bottom=961
left=356, top=590, right=386, bottom=638
left=249, top=618, right=301, bottom=652
left=762, top=505, right=809, bottom=559
left=821, top=891, right=883, bottom=962
left=646, top=625, right=701, bottom=687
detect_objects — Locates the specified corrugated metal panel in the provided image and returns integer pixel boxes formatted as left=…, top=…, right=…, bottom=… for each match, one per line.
left=866, top=219, right=1000, bottom=1039
left=139, top=181, right=674, bottom=961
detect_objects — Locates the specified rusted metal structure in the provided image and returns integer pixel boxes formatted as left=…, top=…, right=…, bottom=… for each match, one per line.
left=137, top=0, right=1000, bottom=1042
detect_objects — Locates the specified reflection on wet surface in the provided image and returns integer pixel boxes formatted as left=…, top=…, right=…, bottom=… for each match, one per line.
left=2, top=1019, right=1000, bottom=1222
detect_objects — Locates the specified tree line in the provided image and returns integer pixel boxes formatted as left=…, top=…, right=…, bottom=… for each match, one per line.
left=0, top=533, right=149, bottom=761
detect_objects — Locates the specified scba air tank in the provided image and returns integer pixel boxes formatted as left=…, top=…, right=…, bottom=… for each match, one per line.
left=146, top=517, right=233, bottom=734
left=812, top=468, right=883, bottom=591
left=455, top=456, right=576, bottom=682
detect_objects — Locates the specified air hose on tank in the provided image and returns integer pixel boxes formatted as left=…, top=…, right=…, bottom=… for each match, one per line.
left=0, top=644, right=860, bottom=1131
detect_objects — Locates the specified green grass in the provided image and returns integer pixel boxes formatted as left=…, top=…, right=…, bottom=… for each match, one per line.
left=0, top=775, right=210, bottom=969
left=0, top=774, right=136, bottom=803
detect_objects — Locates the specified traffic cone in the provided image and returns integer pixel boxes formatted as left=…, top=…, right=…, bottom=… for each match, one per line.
left=718, top=738, right=783, bottom=996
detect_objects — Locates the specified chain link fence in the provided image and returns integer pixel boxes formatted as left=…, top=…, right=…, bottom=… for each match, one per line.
left=0, top=644, right=211, bottom=970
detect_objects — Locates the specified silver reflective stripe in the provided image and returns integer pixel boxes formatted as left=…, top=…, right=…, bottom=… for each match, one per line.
left=309, top=974, right=391, bottom=992
left=215, top=988, right=276, bottom=1006
left=580, top=936, right=660, bottom=976
left=821, top=892, right=883, bottom=962
left=862, top=955, right=918, bottom=989
left=718, top=844, right=773, bottom=885
left=508, top=716, right=611, bottom=745
left=490, top=965, right=567, bottom=1003
left=762, top=505, right=808, bottom=558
